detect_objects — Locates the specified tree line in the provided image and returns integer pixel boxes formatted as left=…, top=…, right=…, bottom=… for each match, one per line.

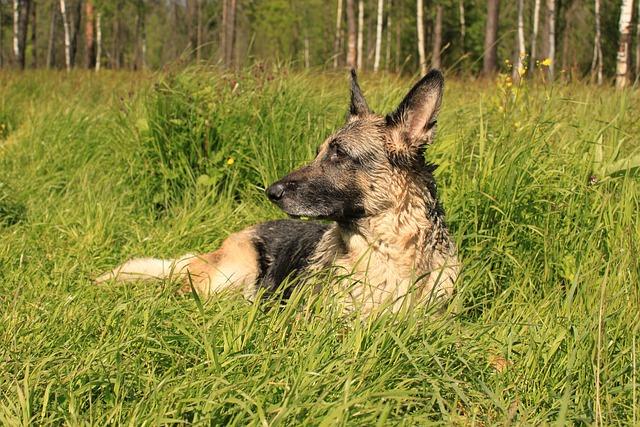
left=1, top=1, right=639, bottom=87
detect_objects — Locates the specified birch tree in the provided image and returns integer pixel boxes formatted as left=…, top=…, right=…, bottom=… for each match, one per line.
left=544, top=0, right=555, bottom=80
left=357, top=0, right=363, bottom=70
left=333, top=0, right=343, bottom=68
left=530, top=0, right=540, bottom=72
left=482, top=0, right=499, bottom=76
left=95, top=11, right=101, bottom=71
left=615, top=0, right=634, bottom=88
left=373, top=0, right=383, bottom=72
left=459, top=0, right=465, bottom=52
left=416, top=0, right=426, bottom=75
left=14, top=0, right=29, bottom=69
left=12, top=0, right=18, bottom=62
left=591, top=0, right=603, bottom=84
left=431, top=4, right=443, bottom=69
left=60, top=0, right=71, bottom=71
left=346, top=0, right=357, bottom=68
left=513, top=0, right=526, bottom=83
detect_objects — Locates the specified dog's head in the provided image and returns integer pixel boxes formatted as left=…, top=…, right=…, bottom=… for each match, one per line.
left=266, top=70, right=444, bottom=222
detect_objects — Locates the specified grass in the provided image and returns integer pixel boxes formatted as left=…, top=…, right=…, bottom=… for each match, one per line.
left=0, top=66, right=639, bottom=425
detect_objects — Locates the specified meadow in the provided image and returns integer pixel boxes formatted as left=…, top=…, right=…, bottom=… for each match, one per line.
left=0, top=67, right=639, bottom=425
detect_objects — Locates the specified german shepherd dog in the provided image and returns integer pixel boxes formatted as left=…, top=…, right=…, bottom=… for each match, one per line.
left=97, top=70, right=459, bottom=315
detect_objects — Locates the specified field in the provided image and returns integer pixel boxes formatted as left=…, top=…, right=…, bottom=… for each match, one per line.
left=0, top=68, right=639, bottom=425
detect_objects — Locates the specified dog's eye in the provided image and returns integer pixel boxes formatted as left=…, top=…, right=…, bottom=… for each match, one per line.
left=330, top=145, right=347, bottom=162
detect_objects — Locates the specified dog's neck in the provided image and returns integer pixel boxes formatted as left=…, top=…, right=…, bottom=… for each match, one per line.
left=339, top=170, right=452, bottom=272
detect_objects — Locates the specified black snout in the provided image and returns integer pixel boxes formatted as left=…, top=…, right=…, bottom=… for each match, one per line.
left=266, top=182, right=286, bottom=201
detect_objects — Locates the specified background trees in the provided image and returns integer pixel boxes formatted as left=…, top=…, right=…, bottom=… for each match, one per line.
left=0, top=0, right=637, bottom=85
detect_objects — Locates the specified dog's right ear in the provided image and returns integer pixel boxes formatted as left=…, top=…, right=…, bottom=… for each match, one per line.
left=348, top=69, right=370, bottom=120
left=386, top=69, right=444, bottom=157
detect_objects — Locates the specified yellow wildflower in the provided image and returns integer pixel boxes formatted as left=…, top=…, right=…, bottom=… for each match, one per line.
left=540, top=58, right=552, bottom=67
left=226, top=157, right=235, bottom=166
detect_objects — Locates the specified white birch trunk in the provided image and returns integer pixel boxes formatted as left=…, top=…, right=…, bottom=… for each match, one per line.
left=416, top=0, right=426, bottom=75
left=373, top=0, right=383, bottom=71
left=95, top=12, right=101, bottom=71
left=13, top=0, right=19, bottom=59
left=357, top=0, right=364, bottom=70
left=545, top=0, right=555, bottom=80
left=60, top=0, right=71, bottom=71
left=591, top=0, right=603, bottom=84
left=459, top=0, right=465, bottom=51
left=334, top=0, right=343, bottom=68
left=513, top=0, right=526, bottom=83
left=530, top=0, right=540, bottom=72
left=615, top=0, right=634, bottom=88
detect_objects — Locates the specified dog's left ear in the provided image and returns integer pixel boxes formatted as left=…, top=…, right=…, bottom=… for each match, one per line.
left=386, top=69, right=443, bottom=153
left=348, top=69, right=370, bottom=119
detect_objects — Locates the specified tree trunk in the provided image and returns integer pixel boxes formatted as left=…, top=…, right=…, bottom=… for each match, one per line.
left=512, top=0, right=525, bottom=83
left=60, top=0, right=71, bottom=71
left=561, top=0, right=576, bottom=79
left=304, top=31, right=310, bottom=68
left=636, top=1, right=640, bottom=80
left=13, top=0, right=18, bottom=63
left=69, top=0, right=82, bottom=68
left=30, top=0, right=36, bottom=67
left=0, top=1, right=4, bottom=67
left=95, top=11, right=101, bottom=71
left=431, top=4, right=442, bottom=69
left=482, top=0, right=499, bottom=76
left=196, top=0, right=202, bottom=61
left=373, top=0, right=383, bottom=71
left=416, top=0, right=426, bottom=75
left=333, top=0, right=343, bottom=68
left=225, top=0, right=236, bottom=67
left=85, top=0, right=95, bottom=69
left=46, top=1, right=58, bottom=69
left=220, top=0, right=227, bottom=63
left=135, top=0, right=146, bottom=70
left=357, top=0, right=363, bottom=70
left=395, top=0, right=402, bottom=71
left=385, top=0, right=392, bottom=69
left=615, top=0, right=634, bottom=88
left=591, top=0, right=603, bottom=84
left=530, top=0, right=540, bottom=73
left=15, top=0, right=30, bottom=69
left=346, top=0, right=357, bottom=69
left=459, top=0, right=465, bottom=52
left=186, top=0, right=197, bottom=59
left=544, top=0, right=555, bottom=81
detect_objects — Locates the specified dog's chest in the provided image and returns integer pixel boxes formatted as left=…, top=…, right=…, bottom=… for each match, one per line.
left=334, top=232, right=421, bottom=313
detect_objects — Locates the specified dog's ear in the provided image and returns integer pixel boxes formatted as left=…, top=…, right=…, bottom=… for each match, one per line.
left=386, top=69, right=443, bottom=154
left=348, top=69, right=370, bottom=119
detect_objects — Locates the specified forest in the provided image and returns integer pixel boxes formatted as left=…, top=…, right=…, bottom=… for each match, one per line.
left=1, top=0, right=640, bottom=425
left=1, top=0, right=640, bottom=87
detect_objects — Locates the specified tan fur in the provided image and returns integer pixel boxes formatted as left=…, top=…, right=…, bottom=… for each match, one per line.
left=178, top=229, right=260, bottom=300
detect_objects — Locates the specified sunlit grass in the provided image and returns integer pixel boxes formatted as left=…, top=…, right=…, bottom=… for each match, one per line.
left=0, top=67, right=638, bottom=424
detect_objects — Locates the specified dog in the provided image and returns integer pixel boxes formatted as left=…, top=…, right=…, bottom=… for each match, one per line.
left=96, top=70, right=459, bottom=315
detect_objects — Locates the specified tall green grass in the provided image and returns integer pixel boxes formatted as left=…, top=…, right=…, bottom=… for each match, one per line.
left=0, top=68, right=638, bottom=425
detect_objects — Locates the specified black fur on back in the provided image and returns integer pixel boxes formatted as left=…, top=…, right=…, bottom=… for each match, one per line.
left=252, top=219, right=330, bottom=297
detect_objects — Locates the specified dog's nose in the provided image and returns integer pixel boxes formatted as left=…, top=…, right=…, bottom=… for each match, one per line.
left=266, top=182, right=286, bottom=201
